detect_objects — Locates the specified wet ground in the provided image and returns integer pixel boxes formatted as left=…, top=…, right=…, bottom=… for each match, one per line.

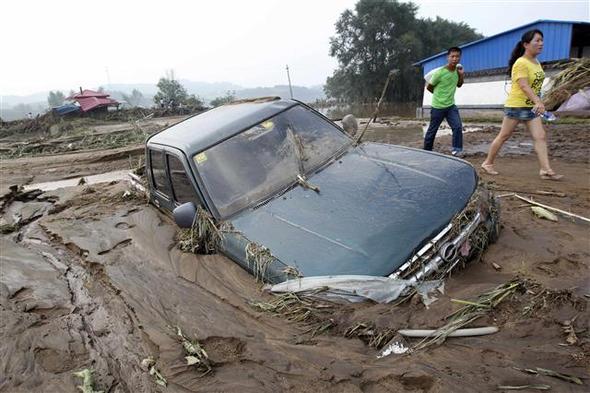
left=1, top=117, right=589, bottom=392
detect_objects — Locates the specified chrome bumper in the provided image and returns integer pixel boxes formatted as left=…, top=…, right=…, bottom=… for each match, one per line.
left=389, top=211, right=483, bottom=284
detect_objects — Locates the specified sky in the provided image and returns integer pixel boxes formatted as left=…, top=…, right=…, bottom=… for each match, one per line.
left=1, top=0, right=588, bottom=96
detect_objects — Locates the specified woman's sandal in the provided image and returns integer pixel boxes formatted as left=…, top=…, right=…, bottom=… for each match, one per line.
left=481, top=163, right=499, bottom=175
left=540, top=170, right=563, bottom=181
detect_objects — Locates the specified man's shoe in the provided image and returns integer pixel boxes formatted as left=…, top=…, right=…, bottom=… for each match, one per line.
left=451, top=150, right=465, bottom=158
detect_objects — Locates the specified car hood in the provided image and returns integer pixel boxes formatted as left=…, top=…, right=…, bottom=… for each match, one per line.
left=229, top=143, right=477, bottom=277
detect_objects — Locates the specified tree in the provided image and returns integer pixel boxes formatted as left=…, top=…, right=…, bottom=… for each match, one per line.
left=122, top=89, right=144, bottom=107
left=153, top=71, right=205, bottom=110
left=210, top=90, right=236, bottom=107
left=184, top=94, right=205, bottom=110
left=326, top=0, right=481, bottom=103
left=418, top=17, right=484, bottom=57
left=47, top=91, right=65, bottom=107
left=153, top=75, right=188, bottom=108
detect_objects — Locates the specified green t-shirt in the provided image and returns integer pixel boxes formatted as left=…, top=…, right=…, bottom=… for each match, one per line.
left=430, top=67, right=459, bottom=109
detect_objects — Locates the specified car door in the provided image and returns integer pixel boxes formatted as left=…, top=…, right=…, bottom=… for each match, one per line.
left=166, top=152, right=203, bottom=209
left=147, top=146, right=204, bottom=213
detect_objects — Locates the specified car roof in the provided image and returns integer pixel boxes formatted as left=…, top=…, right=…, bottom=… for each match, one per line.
left=147, top=97, right=298, bottom=155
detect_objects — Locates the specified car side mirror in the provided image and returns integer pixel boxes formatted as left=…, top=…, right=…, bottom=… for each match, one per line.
left=173, top=202, right=197, bottom=228
left=341, top=114, right=359, bottom=137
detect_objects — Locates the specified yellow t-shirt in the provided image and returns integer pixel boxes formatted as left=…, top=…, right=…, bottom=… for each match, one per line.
left=505, top=57, right=545, bottom=108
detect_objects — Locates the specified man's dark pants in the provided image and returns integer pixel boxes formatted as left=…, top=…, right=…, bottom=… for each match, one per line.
left=423, top=105, right=463, bottom=152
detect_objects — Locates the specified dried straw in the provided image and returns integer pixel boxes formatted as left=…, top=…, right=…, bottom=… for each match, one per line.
left=412, top=279, right=523, bottom=350
left=543, top=58, right=590, bottom=110
left=245, top=242, right=274, bottom=282
left=178, top=206, right=227, bottom=254
left=250, top=292, right=335, bottom=336
left=344, top=322, right=397, bottom=349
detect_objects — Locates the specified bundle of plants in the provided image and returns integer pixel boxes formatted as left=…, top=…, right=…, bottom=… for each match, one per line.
left=175, top=326, right=212, bottom=376
left=177, top=207, right=224, bottom=254
left=412, top=278, right=523, bottom=350
left=250, top=292, right=335, bottom=336
left=543, top=58, right=590, bottom=110
left=344, top=322, right=397, bottom=349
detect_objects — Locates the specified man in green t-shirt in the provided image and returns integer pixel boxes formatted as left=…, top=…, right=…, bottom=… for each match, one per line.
left=423, top=47, right=465, bottom=156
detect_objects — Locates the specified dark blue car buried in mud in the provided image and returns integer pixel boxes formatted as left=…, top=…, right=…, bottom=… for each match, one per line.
left=142, top=97, right=499, bottom=284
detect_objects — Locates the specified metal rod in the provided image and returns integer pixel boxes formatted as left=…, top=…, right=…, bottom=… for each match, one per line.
left=354, top=69, right=398, bottom=145
left=286, top=65, right=294, bottom=99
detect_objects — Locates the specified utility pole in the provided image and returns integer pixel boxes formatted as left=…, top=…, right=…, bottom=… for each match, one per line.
left=286, top=65, right=293, bottom=99
left=105, top=66, right=112, bottom=88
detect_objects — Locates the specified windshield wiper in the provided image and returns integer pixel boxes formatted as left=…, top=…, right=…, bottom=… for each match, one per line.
left=287, top=128, right=320, bottom=193
left=296, top=174, right=320, bottom=193
left=286, top=127, right=305, bottom=174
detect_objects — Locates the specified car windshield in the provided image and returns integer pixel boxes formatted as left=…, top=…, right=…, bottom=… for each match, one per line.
left=194, top=105, right=351, bottom=218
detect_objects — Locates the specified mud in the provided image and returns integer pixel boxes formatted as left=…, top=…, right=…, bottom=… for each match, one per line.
left=1, top=119, right=589, bottom=392
left=0, top=114, right=188, bottom=194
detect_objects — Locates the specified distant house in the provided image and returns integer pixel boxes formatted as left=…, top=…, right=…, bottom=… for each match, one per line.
left=414, top=20, right=590, bottom=117
left=52, top=103, right=80, bottom=116
left=66, top=89, right=119, bottom=113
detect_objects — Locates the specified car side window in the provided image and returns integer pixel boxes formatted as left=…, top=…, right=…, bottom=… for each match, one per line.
left=150, top=149, right=171, bottom=196
left=167, top=155, right=200, bottom=206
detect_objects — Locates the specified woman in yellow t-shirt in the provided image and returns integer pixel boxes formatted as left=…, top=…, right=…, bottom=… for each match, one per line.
left=481, top=29, right=563, bottom=180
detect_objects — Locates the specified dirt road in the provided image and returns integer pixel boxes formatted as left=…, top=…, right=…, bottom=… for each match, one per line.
left=1, top=120, right=588, bottom=392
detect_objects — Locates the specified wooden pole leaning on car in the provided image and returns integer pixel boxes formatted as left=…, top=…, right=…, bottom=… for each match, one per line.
left=354, top=69, right=399, bottom=146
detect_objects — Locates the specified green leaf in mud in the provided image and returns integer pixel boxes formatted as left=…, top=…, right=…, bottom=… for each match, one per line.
left=531, top=206, right=558, bottom=222
left=73, top=368, right=104, bottom=393
left=142, top=356, right=167, bottom=387
left=149, top=366, right=168, bottom=387
left=185, top=356, right=201, bottom=365
left=141, top=356, right=155, bottom=369
left=175, top=326, right=212, bottom=374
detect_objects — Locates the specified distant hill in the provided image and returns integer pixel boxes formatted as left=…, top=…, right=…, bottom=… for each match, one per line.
left=1, top=80, right=326, bottom=120
left=234, top=85, right=325, bottom=103
left=180, top=80, right=242, bottom=101
left=102, top=83, right=159, bottom=95
left=2, top=92, right=50, bottom=108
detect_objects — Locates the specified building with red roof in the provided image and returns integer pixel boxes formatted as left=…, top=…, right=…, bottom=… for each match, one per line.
left=67, top=89, right=119, bottom=112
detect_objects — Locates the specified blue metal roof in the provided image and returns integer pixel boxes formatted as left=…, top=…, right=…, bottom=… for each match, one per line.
left=415, top=20, right=589, bottom=75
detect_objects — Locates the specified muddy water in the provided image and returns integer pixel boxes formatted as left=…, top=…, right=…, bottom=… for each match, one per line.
left=23, top=170, right=130, bottom=192
left=363, top=123, right=538, bottom=157
left=318, top=102, right=418, bottom=119
left=362, top=126, right=424, bottom=146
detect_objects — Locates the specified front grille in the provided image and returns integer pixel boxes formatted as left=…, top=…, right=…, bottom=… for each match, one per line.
left=389, top=187, right=489, bottom=283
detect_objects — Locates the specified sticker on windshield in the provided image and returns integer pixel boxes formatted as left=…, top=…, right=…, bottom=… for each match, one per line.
left=195, top=153, right=207, bottom=165
left=261, top=120, right=274, bottom=129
